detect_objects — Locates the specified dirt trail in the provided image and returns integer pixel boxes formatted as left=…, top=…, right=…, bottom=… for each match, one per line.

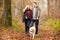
left=0, top=23, right=60, bottom=40
left=0, top=26, right=54, bottom=40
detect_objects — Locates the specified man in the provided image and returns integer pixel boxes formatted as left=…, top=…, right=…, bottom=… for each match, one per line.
left=22, top=5, right=33, bottom=34
left=32, top=2, right=41, bottom=34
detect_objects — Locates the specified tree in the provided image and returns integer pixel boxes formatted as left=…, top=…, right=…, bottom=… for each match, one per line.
left=1, top=0, right=12, bottom=27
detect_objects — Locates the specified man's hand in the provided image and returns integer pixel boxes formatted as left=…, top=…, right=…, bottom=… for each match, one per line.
left=37, top=17, right=38, bottom=19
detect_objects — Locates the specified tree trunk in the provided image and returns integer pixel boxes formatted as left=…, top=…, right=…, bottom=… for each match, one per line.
left=1, top=0, right=12, bottom=27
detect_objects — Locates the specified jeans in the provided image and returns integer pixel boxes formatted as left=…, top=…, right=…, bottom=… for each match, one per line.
left=32, top=19, right=39, bottom=34
left=24, top=19, right=31, bottom=34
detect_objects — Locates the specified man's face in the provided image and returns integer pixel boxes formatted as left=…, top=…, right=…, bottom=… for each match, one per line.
left=33, top=3, right=37, bottom=7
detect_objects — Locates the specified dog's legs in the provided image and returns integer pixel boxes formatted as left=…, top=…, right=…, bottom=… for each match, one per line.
left=32, top=34, right=35, bottom=39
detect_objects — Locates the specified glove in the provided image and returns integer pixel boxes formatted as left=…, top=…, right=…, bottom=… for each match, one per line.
left=26, top=16, right=27, bottom=19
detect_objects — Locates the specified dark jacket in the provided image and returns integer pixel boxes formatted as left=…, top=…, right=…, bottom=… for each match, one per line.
left=22, top=8, right=33, bottom=22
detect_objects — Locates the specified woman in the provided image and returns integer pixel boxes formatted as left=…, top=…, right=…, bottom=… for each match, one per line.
left=22, top=5, right=33, bottom=35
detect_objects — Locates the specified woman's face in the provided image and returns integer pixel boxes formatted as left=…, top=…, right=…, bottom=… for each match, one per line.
left=26, top=5, right=30, bottom=9
left=27, top=5, right=32, bottom=9
left=27, top=7, right=29, bottom=9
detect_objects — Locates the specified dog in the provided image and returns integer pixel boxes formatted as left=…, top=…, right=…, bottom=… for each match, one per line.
left=29, top=23, right=36, bottom=39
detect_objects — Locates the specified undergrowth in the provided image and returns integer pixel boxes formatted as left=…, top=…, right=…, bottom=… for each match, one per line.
left=45, top=18, right=60, bottom=29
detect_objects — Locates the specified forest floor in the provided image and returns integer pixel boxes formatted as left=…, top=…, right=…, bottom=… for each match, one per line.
left=0, top=19, right=60, bottom=40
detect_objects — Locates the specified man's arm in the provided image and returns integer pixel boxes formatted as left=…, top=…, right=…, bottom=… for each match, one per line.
left=38, top=7, right=41, bottom=19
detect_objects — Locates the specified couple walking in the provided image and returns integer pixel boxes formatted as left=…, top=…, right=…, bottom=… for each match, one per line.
left=22, top=2, right=41, bottom=35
